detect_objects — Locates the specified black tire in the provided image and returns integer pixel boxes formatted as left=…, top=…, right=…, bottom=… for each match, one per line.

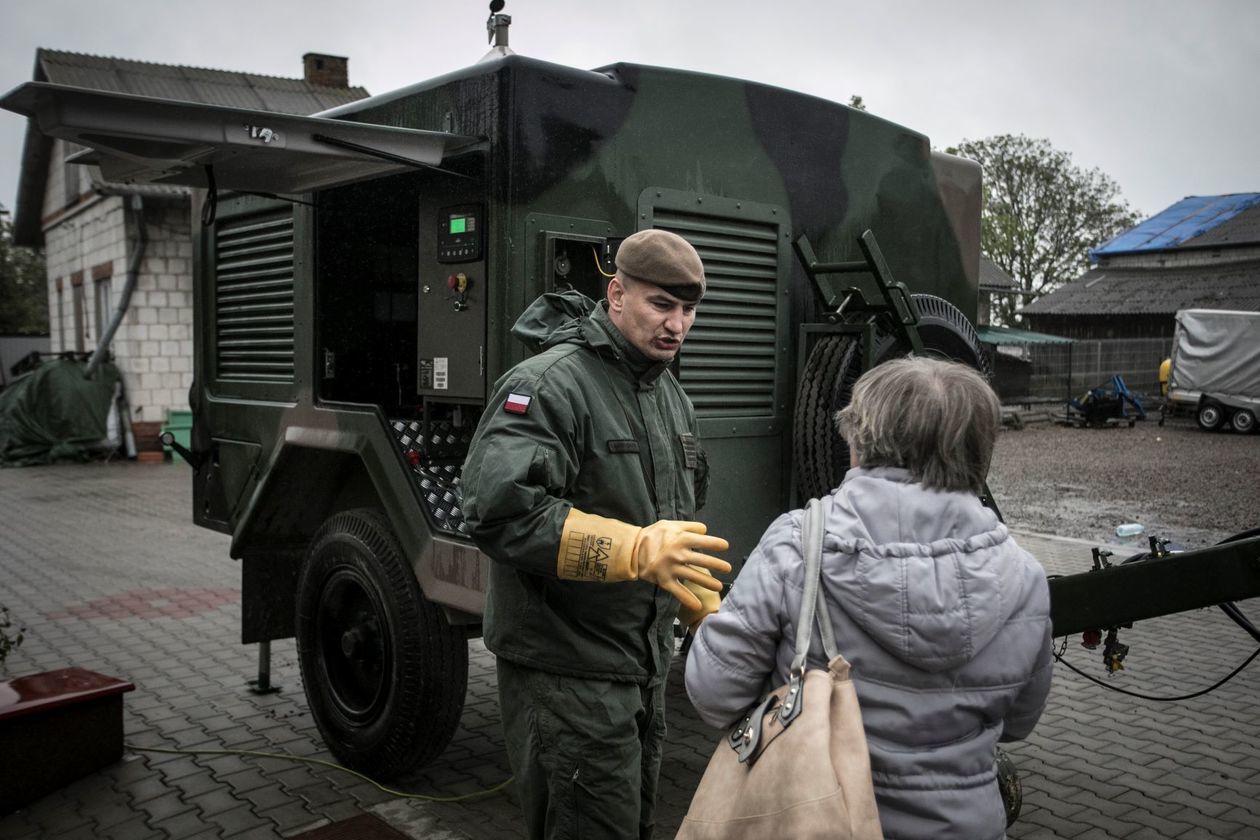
left=793, top=294, right=989, bottom=500
left=1231, top=409, right=1256, bottom=434
left=870, top=294, right=991, bottom=381
left=296, top=508, right=468, bottom=779
left=1197, top=401, right=1224, bottom=431
left=793, top=334, right=863, bottom=502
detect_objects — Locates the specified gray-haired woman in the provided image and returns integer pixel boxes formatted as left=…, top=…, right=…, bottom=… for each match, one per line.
left=686, top=356, right=1052, bottom=840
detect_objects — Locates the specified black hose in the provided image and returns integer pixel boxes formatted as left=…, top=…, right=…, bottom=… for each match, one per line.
left=1054, top=643, right=1260, bottom=702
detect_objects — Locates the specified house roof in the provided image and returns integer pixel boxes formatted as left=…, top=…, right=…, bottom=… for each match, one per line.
left=35, top=50, right=369, bottom=114
left=11, top=49, right=369, bottom=246
left=1180, top=204, right=1260, bottom=248
left=979, top=254, right=1018, bottom=291
left=1021, top=259, right=1260, bottom=317
left=1089, top=193, right=1260, bottom=261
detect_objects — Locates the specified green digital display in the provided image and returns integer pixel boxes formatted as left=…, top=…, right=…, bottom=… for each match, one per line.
left=437, top=206, right=479, bottom=263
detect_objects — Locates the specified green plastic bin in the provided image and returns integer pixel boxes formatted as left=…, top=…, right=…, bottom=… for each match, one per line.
left=161, top=409, right=193, bottom=456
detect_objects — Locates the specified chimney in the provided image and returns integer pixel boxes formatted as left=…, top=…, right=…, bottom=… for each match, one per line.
left=303, top=53, right=349, bottom=88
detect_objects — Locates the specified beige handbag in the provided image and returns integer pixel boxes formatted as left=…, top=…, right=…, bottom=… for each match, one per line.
left=679, top=498, right=883, bottom=840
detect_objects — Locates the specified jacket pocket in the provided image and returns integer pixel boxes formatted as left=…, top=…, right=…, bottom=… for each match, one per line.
left=677, top=433, right=699, bottom=469
left=527, top=443, right=560, bottom=490
left=675, top=433, right=705, bottom=512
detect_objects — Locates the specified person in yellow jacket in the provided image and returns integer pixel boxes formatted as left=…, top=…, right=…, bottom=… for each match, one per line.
left=462, top=229, right=730, bottom=839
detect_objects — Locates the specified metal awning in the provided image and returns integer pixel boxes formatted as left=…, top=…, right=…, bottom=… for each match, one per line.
left=976, top=326, right=1073, bottom=345
left=1, top=82, right=480, bottom=194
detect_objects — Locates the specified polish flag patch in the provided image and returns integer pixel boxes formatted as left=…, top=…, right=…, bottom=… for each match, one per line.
left=504, top=392, right=533, bottom=414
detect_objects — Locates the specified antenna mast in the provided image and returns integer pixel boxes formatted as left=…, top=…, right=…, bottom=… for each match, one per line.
left=481, top=1, right=514, bottom=61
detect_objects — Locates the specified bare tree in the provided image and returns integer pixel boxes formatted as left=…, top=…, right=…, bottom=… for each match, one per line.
left=946, top=135, right=1140, bottom=326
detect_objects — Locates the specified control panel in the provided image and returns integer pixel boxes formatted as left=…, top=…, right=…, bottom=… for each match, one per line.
left=417, top=197, right=487, bottom=400
left=437, top=205, right=482, bottom=263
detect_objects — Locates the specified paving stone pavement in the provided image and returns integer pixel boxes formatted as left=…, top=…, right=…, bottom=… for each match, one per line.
left=1, top=461, right=1258, bottom=839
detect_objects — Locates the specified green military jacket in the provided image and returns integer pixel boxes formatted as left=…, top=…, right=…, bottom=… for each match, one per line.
left=462, top=290, right=709, bottom=683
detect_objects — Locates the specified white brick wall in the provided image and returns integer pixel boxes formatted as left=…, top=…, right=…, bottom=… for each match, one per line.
left=42, top=194, right=123, bottom=353
left=123, top=202, right=194, bottom=422
left=41, top=155, right=195, bottom=425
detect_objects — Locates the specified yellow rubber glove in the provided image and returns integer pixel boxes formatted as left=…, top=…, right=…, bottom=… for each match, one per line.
left=556, top=509, right=730, bottom=609
left=676, top=567, right=722, bottom=631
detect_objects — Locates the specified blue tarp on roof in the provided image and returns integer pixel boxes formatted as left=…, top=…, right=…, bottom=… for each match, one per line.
left=1089, top=193, right=1260, bottom=262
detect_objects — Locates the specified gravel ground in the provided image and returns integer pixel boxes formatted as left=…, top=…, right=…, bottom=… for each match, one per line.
left=988, top=412, right=1260, bottom=550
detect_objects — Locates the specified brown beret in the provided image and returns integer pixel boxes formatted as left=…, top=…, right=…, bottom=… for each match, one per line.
left=615, top=229, right=706, bottom=302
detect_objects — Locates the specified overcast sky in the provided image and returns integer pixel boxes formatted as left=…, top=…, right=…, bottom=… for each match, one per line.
left=2, top=0, right=1257, bottom=223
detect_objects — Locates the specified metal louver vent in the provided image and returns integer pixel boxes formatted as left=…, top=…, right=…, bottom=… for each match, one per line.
left=214, top=210, right=295, bottom=382
left=656, top=210, right=780, bottom=418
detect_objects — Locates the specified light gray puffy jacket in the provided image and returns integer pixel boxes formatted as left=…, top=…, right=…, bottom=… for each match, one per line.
left=686, top=467, right=1052, bottom=840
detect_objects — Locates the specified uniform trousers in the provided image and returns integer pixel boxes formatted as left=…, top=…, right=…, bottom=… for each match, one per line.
left=496, top=658, right=668, bottom=840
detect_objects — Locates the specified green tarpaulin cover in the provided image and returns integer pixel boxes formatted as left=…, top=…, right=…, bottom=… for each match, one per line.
left=0, top=357, right=121, bottom=466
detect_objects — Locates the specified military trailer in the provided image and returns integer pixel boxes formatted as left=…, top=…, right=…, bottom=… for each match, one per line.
left=9, top=9, right=1259, bottom=800
left=2, top=17, right=988, bottom=775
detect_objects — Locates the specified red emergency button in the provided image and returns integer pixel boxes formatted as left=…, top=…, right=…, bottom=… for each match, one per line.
left=447, top=273, right=469, bottom=293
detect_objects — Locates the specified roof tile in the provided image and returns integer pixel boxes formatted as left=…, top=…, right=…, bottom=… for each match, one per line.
left=1181, top=206, right=1260, bottom=248
left=1022, top=262, right=1260, bottom=316
left=36, top=48, right=368, bottom=115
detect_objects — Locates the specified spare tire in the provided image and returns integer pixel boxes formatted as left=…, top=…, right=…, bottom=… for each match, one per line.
left=870, top=295, right=991, bottom=379
left=793, top=334, right=864, bottom=504
left=793, top=294, right=989, bottom=500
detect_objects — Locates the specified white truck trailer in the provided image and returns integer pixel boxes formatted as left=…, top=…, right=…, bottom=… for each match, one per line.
left=1165, top=309, right=1260, bottom=433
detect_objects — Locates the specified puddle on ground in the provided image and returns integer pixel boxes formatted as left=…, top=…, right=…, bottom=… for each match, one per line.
left=1010, top=494, right=1232, bottom=550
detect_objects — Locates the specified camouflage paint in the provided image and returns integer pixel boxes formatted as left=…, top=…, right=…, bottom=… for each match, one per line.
left=190, top=54, right=981, bottom=637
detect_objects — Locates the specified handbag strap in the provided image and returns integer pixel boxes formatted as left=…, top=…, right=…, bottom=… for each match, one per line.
left=730, top=498, right=844, bottom=753
left=790, top=497, right=839, bottom=674
left=815, top=556, right=839, bottom=661
left=780, top=497, right=838, bottom=725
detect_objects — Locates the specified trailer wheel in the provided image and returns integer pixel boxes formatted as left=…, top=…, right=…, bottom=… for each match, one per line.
left=793, top=294, right=989, bottom=500
left=1197, top=401, right=1224, bottom=431
left=296, top=508, right=468, bottom=779
left=1231, top=409, right=1256, bottom=434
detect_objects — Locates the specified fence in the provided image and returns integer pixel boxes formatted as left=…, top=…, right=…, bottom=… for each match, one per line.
left=988, top=337, right=1172, bottom=407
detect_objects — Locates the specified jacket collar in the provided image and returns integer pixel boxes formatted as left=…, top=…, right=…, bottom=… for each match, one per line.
left=841, top=466, right=914, bottom=485
left=589, top=301, right=670, bottom=384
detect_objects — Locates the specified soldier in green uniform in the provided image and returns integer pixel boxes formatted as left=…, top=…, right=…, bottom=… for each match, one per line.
left=462, top=229, right=731, bottom=839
